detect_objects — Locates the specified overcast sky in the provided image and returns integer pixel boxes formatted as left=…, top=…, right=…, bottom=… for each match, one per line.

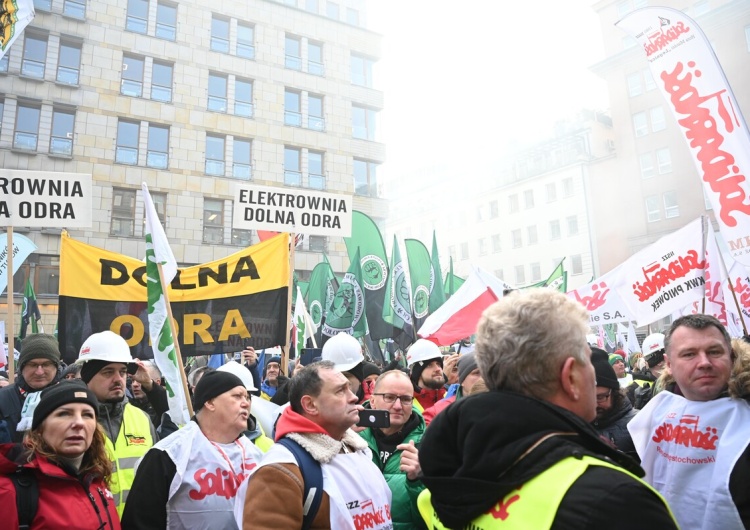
left=368, top=1, right=611, bottom=178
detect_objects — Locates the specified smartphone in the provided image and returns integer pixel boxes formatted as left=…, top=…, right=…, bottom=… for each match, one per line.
left=357, top=409, right=390, bottom=428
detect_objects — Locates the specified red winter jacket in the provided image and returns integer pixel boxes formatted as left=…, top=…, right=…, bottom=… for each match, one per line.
left=413, top=386, right=447, bottom=410
left=0, top=443, right=121, bottom=530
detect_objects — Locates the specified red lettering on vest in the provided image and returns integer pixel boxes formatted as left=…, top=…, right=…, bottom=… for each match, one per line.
left=488, top=486, right=522, bottom=520
left=188, top=467, right=247, bottom=500
left=652, top=415, right=720, bottom=450
left=352, top=501, right=390, bottom=530
left=661, top=60, right=750, bottom=228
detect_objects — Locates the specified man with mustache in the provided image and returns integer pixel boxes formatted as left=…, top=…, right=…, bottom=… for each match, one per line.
left=123, top=370, right=264, bottom=529
left=76, top=330, right=157, bottom=517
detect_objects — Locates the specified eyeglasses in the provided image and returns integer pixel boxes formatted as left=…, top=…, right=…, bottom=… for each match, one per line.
left=373, top=393, right=414, bottom=406
left=24, top=361, right=56, bottom=372
left=596, top=390, right=612, bottom=402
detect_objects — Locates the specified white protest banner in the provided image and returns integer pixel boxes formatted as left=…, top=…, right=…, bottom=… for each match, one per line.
left=0, top=233, right=37, bottom=295
left=724, top=261, right=750, bottom=335
left=567, top=267, right=632, bottom=325
left=233, top=184, right=352, bottom=237
left=0, top=170, right=92, bottom=228
left=617, top=8, right=750, bottom=266
left=611, top=217, right=705, bottom=327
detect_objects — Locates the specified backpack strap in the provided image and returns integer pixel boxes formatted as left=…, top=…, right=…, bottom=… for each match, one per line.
left=10, top=467, right=39, bottom=530
left=277, top=437, right=323, bottom=530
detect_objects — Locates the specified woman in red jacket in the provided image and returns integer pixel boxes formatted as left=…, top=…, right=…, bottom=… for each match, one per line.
left=0, top=379, right=120, bottom=529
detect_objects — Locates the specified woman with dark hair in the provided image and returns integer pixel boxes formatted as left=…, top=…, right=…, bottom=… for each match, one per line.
left=0, top=379, right=120, bottom=529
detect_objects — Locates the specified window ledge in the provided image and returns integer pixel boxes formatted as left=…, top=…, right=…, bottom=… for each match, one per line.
left=19, top=74, right=45, bottom=83
left=11, top=148, right=38, bottom=156
left=54, top=81, right=80, bottom=89
left=62, top=14, right=86, bottom=22
left=48, top=152, right=74, bottom=160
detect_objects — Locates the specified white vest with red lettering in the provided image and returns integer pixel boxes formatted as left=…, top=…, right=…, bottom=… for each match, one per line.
left=628, top=391, right=750, bottom=530
left=156, top=421, right=263, bottom=530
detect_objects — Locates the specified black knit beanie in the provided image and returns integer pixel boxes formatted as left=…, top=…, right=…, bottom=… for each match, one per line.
left=32, top=379, right=99, bottom=430
left=193, top=370, right=245, bottom=410
left=362, top=362, right=381, bottom=380
left=19, top=334, right=61, bottom=369
left=591, top=347, right=619, bottom=390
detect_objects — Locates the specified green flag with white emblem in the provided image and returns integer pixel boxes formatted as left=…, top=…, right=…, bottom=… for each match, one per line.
left=322, top=248, right=368, bottom=338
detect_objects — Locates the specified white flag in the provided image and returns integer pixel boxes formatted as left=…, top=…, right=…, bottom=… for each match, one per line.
left=142, top=183, right=189, bottom=425
left=0, top=0, right=35, bottom=61
left=294, top=286, right=317, bottom=356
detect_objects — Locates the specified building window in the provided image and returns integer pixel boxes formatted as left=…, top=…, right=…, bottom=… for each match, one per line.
left=208, top=73, right=228, bottom=112
left=627, top=72, right=642, bottom=97
left=22, top=33, right=47, bottom=79
left=549, top=220, right=561, bottom=240
left=116, top=120, right=140, bottom=164
left=63, top=0, right=86, bottom=19
left=650, top=106, right=666, bottom=132
left=326, top=1, right=339, bottom=19
left=309, top=150, right=325, bottom=189
left=121, top=55, right=145, bottom=97
left=205, top=134, right=225, bottom=176
left=545, top=182, right=557, bottom=202
left=308, top=94, right=324, bottom=131
left=306, top=0, right=318, bottom=12
left=562, top=177, right=574, bottom=197
left=633, top=112, right=648, bottom=137
left=664, top=191, right=680, bottom=218
left=231, top=227, right=252, bottom=247
left=567, top=215, right=579, bottom=236
left=527, top=225, right=538, bottom=245
left=237, top=23, right=255, bottom=59
left=530, top=262, right=541, bottom=282
left=508, top=194, right=519, bottom=213
left=512, top=229, right=522, bottom=248
left=147, top=124, right=169, bottom=169
left=285, top=146, right=301, bottom=186
left=309, top=236, right=328, bottom=253
left=308, top=41, right=324, bottom=76
left=284, top=89, right=301, bottom=126
left=235, top=78, right=253, bottom=117
left=351, top=54, right=374, bottom=87
left=203, top=199, right=224, bottom=244
left=14, top=103, right=40, bottom=151
left=151, top=61, right=173, bottom=102
left=55, top=41, right=81, bottom=85
left=285, top=35, right=301, bottom=70
left=460, top=242, right=469, bottom=260
left=571, top=254, right=583, bottom=275
left=34, top=0, right=52, bottom=10
left=515, top=265, right=525, bottom=285
left=656, top=148, right=672, bottom=174
left=645, top=195, right=660, bottom=222
left=495, top=269, right=505, bottom=281
left=639, top=152, right=654, bottom=179
left=644, top=68, right=657, bottom=91
left=478, top=238, right=487, bottom=256
left=126, top=0, right=148, bottom=33
left=489, top=200, right=499, bottom=218
left=111, top=188, right=136, bottom=236
left=352, top=105, right=376, bottom=140
left=0, top=54, right=8, bottom=73
left=150, top=191, right=167, bottom=227
left=233, top=138, right=252, bottom=180
left=524, top=189, right=534, bottom=209
left=156, top=1, right=177, bottom=40
left=346, top=7, right=359, bottom=26
left=50, top=108, right=75, bottom=156
left=211, top=16, right=230, bottom=53
left=353, top=159, right=378, bottom=197
left=492, top=234, right=501, bottom=253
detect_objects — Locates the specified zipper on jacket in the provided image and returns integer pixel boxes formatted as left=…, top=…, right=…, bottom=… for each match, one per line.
left=98, top=487, right=115, bottom=529
left=86, top=490, right=107, bottom=530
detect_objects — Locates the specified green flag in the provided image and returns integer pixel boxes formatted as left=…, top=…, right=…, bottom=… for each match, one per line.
left=382, top=236, right=413, bottom=336
left=344, top=211, right=392, bottom=340
left=404, top=239, right=432, bottom=330
left=544, top=260, right=567, bottom=292
left=429, top=231, right=446, bottom=312
left=322, top=248, right=368, bottom=338
left=444, top=257, right=465, bottom=299
left=19, top=279, right=42, bottom=339
left=305, top=257, right=338, bottom=343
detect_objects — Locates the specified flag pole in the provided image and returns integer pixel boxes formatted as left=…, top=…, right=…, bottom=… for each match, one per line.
left=701, top=216, right=707, bottom=314
left=282, top=232, right=295, bottom=376
left=156, top=261, right=194, bottom=418
left=7, top=227, right=14, bottom=384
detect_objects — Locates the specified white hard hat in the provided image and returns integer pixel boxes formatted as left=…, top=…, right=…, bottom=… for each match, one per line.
left=218, top=360, right=258, bottom=391
left=322, top=333, right=363, bottom=372
left=642, top=332, right=666, bottom=367
left=76, top=331, right=136, bottom=366
left=406, top=339, right=442, bottom=368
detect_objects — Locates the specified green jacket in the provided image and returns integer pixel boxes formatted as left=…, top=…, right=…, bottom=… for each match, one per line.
left=358, top=409, right=427, bottom=530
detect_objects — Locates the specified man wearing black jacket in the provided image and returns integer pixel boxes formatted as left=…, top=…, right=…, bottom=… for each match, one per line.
left=417, top=289, right=677, bottom=530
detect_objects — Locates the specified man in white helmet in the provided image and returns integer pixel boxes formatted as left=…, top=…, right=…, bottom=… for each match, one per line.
left=322, top=332, right=365, bottom=400
left=407, top=339, right=446, bottom=410
left=626, top=332, right=667, bottom=409
left=76, top=330, right=157, bottom=516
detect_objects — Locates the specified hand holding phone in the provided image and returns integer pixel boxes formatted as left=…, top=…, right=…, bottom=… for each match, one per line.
left=357, top=409, right=390, bottom=429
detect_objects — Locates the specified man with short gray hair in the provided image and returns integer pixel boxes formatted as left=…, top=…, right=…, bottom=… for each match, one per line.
left=417, top=289, right=676, bottom=529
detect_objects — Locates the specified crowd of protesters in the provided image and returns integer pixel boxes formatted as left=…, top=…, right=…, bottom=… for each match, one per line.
left=0, top=288, right=748, bottom=529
